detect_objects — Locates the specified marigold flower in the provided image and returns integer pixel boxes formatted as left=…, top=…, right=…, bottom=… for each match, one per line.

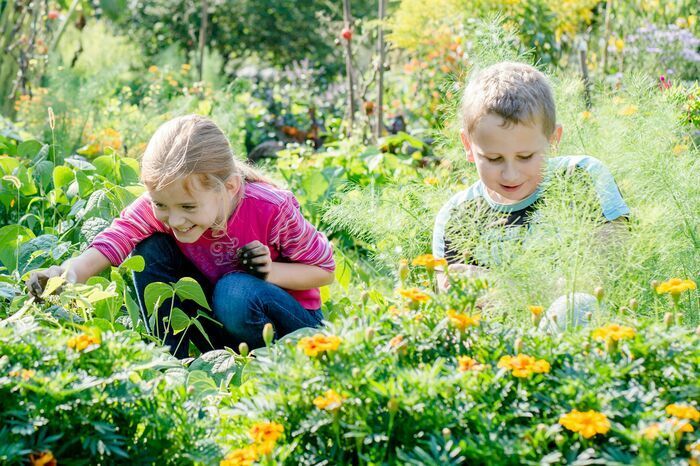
left=389, top=334, right=404, bottom=348
left=67, top=333, right=100, bottom=351
left=591, top=324, right=636, bottom=342
left=313, top=389, right=345, bottom=411
left=297, top=334, right=342, bottom=357
left=618, top=105, right=638, bottom=116
left=559, top=409, right=610, bottom=438
left=666, top=403, right=700, bottom=422
left=249, top=421, right=284, bottom=445
left=670, top=418, right=694, bottom=434
left=447, top=310, right=481, bottom=331
left=29, top=451, right=56, bottom=466
left=580, top=110, right=592, bottom=120
left=220, top=446, right=258, bottom=466
left=411, top=254, right=447, bottom=271
left=497, top=354, right=550, bottom=378
left=457, top=356, right=483, bottom=372
left=528, top=305, right=544, bottom=316
left=9, top=369, right=35, bottom=380
left=148, top=65, right=159, bottom=73
left=656, top=278, right=696, bottom=297
left=181, top=63, right=192, bottom=72
left=398, top=287, right=431, bottom=303
left=423, top=177, right=439, bottom=186
left=643, top=422, right=661, bottom=440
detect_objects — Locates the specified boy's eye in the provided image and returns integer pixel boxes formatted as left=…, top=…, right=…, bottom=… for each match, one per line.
left=486, top=157, right=502, bottom=162
left=519, top=153, right=535, bottom=160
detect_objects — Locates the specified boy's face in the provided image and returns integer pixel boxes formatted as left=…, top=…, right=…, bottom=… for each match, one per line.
left=461, top=113, right=562, bottom=204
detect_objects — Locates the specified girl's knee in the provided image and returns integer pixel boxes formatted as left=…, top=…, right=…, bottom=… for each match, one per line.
left=133, top=233, right=179, bottom=262
left=212, top=273, right=264, bottom=331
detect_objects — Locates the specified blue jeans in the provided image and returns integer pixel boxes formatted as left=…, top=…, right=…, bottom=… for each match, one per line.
left=132, top=233, right=324, bottom=358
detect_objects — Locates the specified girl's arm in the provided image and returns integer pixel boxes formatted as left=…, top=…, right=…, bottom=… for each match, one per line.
left=239, top=240, right=335, bottom=290
left=26, top=247, right=112, bottom=297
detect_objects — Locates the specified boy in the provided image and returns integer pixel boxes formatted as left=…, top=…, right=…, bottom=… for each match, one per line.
left=433, top=62, right=629, bottom=293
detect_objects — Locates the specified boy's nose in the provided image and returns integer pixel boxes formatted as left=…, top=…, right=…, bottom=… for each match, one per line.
left=502, top=164, right=519, bottom=182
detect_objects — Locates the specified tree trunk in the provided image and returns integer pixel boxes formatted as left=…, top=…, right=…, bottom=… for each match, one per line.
left=375, top=0, right=386, bottom=141
left=197, top=0, right=208, bottom=81
left=342, top=0, right=356, bottom=133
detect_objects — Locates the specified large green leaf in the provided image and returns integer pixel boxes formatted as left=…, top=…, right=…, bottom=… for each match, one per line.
left=144, top=282, right=173, bottom=316
left=17, top=140, right=43, bottom=158
left=52, top=165, right=74, bottom=189
left=174, top=277, right=211, bottom=311
left=170, top=307, right=190, bottom=335
left=0, top=225, right=34, bottom=271
left=119, top=255, right=145, bottom=273
left=186, top=370, right=218, bottom=398
left=189, top=349, right=240, bottom=387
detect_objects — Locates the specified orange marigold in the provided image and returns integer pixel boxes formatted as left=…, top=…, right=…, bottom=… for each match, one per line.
left=313, top=389, right=345, bottom=411
left=559, top=409, right=610, bottom=438
left=497, top=354, right=550, bottom=378
left=67, top=333, right=100, bottom=351
left=666, top=403, right=700, bottom=422
left=457, top=356, right=483, bottom=372
left=398, top=287, right=431, bottom=303
left=297, top=334, right=342, bottom=357
left=447, top=310, right=481, bottom=331
left=591, top=324, right=635, bottom=342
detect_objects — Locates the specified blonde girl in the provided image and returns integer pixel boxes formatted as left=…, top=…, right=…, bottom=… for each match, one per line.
left=28, top=115, right=335, bottom=357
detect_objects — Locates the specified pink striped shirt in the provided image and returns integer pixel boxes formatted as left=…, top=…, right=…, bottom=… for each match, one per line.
left=91, top=182, right=335, bottom=309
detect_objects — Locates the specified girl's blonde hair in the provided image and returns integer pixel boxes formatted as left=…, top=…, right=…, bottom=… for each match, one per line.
left=141, top=114, right=274, bottom=233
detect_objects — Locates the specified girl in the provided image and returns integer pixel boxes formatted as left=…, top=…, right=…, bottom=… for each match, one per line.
left=27, top=115, right=335, bottom=357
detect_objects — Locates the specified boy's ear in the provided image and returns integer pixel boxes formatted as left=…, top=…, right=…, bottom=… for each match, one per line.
left=550, top=124, right=563, bottom=149
left=460, top=129, right=475, bottom=163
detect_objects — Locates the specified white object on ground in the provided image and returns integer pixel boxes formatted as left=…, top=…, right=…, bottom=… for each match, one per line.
left=538, top=292, right=597, bottom=333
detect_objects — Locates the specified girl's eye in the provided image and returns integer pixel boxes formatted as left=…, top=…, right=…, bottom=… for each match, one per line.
left=182, top=206, right=196, bottom=211
left=152, top=202, right=165, bottom=209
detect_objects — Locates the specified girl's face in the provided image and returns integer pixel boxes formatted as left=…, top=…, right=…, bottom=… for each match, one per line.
left=148, top=176, right=237, bottom=243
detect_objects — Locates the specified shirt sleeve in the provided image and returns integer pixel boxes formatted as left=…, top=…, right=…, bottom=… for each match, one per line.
left=269, top=193, right=335, bottom=272
left=90, top=194, right=169, bottom=265
left=570, top=156, right=630, bottom=221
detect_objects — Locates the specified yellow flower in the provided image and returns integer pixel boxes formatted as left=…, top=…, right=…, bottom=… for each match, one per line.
left=447, top=310, right=481, bottom=331
left=9, top=369, right=35, bottom=380
left=411, top=254, right=447, bottom=271
left=181, top=63, right=192, bottom=72
left=148, top=65, right=159, bottom=73
left=423, top=177, right=439, bottom=186
left=220, top=446, right=258, bottom=466
left=398, top=287, right=432, bottom=303
left=643, top=422, right=661, bottom=440
left=656, top=278, right=697, bottom=297
left=580, top=110, right=592, bottom=120
left=672, top=144, right=688, bottom=155
left=528, top=305, right=544, bottom=316
left=249, top=421, right=284, bottom=445
left=389, top=334, right=404, bottom=348
left=29, top=451, right=55, bottom=466
left=457, top=356, right=483, bottom=372
left=618, top=105, right=638, bottom=116
left=670, top=418, right=694, bottom=434
left=297, top=334, right=342, bottom=357
left=615, top=38, right=624, bottom=52
left=67, top=333, right=100, bottom=351
left=497, top=354, right=550, bottom=378
left=666, top=403, right=700, bottom=422
left=559, top=409, right=611, bottom=438
left=313, top=389, right=345, bottom=411
left=592, top=324, right=636, bottom=342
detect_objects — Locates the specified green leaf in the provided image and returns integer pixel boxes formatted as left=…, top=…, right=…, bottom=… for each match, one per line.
left=189, top=349, right=240, bottom=386
left=42, top=276, right=66, bottom=298
left=75, top=170, right=94, bottom=197
left=173, top=277, right=211, bottom=311
left=186, top=370, right=218, bottom=398
left=190, top=317, right=214, bottom=349
left=170, top=307, right=190, bottom=334
left=125, top=292, right=142, bottom=330
left=52, top=165, right=74, bottom=189
left=119, top=157, right=140, bottom=184
left=93, top=155, right=116, bottom=178
left=0, top=155, right=20, bottom=175
left=301, top=171, right=329, bottom=202
left=334, top=252, right=353, bottom=290
left=144, top=282, right=173, bottom=316
left=0, top=225, right=34, bottom=271
left=34, top=160, right=54, bottom=190
left=17, top=140, right=42, bottom=158
left=119, top=255, right=145, bottom=273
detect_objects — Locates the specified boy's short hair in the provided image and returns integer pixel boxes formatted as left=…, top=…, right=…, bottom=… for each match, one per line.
left=461, top=61, right=556, bottom=137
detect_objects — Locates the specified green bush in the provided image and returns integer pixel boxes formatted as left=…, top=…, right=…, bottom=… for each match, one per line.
left=0, top=316, right=224, bottom=465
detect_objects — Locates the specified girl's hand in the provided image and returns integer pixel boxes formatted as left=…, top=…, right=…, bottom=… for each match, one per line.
left=239, top=241, right=272, bottom=280
left=26, top=265, right=75, bottom=300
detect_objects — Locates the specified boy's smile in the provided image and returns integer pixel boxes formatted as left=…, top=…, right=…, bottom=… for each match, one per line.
left=462, top=113, right=562, bottom=204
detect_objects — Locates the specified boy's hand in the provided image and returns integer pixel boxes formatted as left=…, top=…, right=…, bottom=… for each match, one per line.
left=26, top=266, right=75, bottom=300
left=238, top=241, right=272, bottom=280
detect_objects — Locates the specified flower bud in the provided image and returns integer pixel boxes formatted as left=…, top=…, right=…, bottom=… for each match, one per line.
left=514, top=337, right=523, bottom=354
left=441, top=428, right=451, bottom=439
left=629, top=298, right=638, bottom=311
left=664, top=312, right=674, bottom=329
left=651, top=280, right=660, bottom=290
left=585, top=311, right=593, bottom=322
left=262, top=323, right=274, bottom=347
left=238, top=342, right=249, bottom=358
left=593, top=287, right=604, bottom=302
left=361, top=291, right=370, bottom=307
left=365, top=327, right=375, bottom=342
left=398, top=259, right=409, bottom=284
left=387, top=398, right=399, bottom=414
left=352, top=367, right=361, bottom=378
